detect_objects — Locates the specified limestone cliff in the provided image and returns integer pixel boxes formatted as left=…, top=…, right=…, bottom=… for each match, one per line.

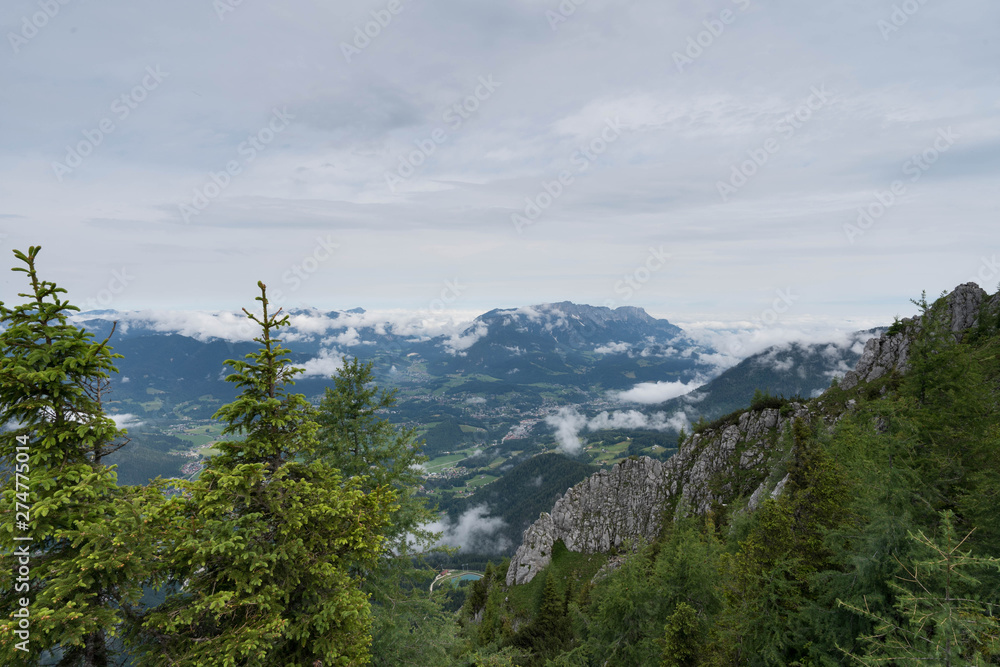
left=506, top=457, right=669, bottom=586
left=506, top=405, right=809, bottom=585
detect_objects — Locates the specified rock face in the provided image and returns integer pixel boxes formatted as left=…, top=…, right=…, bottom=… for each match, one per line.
left=663, top=404, right=811, bottom=515
left=506, top=457, right=669, bottom=586
left=839, top=331, right=909, bottom=390
left=506, top=407, right=808, bottom=586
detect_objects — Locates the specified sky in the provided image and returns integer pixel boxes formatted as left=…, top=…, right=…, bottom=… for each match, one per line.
left=2, top=0, right=999, bottom=331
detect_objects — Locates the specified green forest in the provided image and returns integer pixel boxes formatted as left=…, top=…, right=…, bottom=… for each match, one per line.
left=3, top=246, right=1000, bottom=666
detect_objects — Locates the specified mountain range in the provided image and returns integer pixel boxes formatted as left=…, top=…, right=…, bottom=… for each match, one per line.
left=73, top=300, right=883, bottom=537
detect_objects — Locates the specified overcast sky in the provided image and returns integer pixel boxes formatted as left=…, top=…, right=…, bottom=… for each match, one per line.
left=2, top=0, right=998, bottom=330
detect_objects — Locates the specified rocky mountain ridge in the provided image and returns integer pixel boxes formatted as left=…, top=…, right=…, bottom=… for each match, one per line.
left=506, top=404, right=810, bottom=585
left=506, top=282, right=1000, bottom=586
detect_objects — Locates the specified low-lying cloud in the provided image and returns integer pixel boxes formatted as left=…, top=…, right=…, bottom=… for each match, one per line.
left=299, top=347, right=346, bottom=378
left=614, top=379, right=704, bottom=404
left=426, top=504, right=510, bottom=554
left=72, top=307, right=481, bottom=346
left=109, top=413, right=144, bottom=429
left=545, top=406, right=689, bottom=455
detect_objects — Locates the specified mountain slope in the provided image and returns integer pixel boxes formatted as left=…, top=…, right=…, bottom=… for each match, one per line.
left=505, top=282, right=1000, bottom=585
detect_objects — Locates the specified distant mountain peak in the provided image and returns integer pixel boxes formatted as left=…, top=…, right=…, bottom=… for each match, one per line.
left=480, top=301, right=664, bottom=327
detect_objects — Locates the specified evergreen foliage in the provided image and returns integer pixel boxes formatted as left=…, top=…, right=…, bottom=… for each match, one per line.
left=310, top=356, right=461, bottom=665
left=841, top=511, right=1000, bottom=664
left=4, top=251, right=1000, bottom=666
left=0, top=247, right=170, bottom=666
left=135, top=283, right=395, bottom=666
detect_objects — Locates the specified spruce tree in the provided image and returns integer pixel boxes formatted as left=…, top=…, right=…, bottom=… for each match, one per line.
left=311, top=355, right=437, bottom=552
left=310, top=357, right=454, bottom=665
left=137, top=282, right=395, bottom=666
left=0, top=246, right=165, bottom=666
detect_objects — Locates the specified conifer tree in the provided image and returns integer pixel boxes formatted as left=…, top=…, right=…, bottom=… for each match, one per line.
left=137, top=282, right=395, bottom=666
left=662, top=602, right=700, bottom=667
left=514, top=569, right=571, bottom=661
left=310, top=356, right=455, bottom=665
left=707, top=420, right=851, bottom=666
left=0, top=246, right=167, bottom=666
left=312, top=355, right=437, bottom=551
left=841, top=511, right=1000, bottom=664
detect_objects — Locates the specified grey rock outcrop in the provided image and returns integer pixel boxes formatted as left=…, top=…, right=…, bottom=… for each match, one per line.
left=664, top=404, right=810, bottom=515
left=506, top=457, right=669, bottom=586
left=506, top=407, right=807, bottom=585
left=840, top=282, right=988, bottom=390
left=839, top=331, right=909, bottom=390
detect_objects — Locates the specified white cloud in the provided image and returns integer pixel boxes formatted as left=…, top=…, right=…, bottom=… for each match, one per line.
left=545, top=407, right=589, bottom=455
left=590, top=409, right=690, bottom=433
left=443, top=322, right=488, bottom=355
left=71, top=307, right=482, bottom=346
left=299, top=347, right=345, bottom=378
left=545, top=406, right=691, bottom=455
left=328, top=327, right=362, bottom=347
left=614, top=380, right=704, bottom=404
left=594, top=341, right=630, bottom=354
left=426, top=504, right=510, bottom=554
left=109, top=413, right=144, bottom=429
left=675, top=323, right=885, bottom=374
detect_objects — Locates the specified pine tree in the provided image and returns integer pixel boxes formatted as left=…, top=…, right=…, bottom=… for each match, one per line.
left=707, top=420, right=851, bottom=666
left=0, top=246, right=167, bottom=666
left=137, top=282, right=395, bottom=666
left=841, top=511, right=1000, bottom=664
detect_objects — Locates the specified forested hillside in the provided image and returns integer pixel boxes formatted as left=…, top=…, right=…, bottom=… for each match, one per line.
left=3, top=247, right=999, bottom=665
left=452, top=287, right=1000, bottom=665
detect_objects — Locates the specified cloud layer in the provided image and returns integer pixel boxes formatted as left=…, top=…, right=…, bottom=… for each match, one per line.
left=3, top=0, right=998, bottom=324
